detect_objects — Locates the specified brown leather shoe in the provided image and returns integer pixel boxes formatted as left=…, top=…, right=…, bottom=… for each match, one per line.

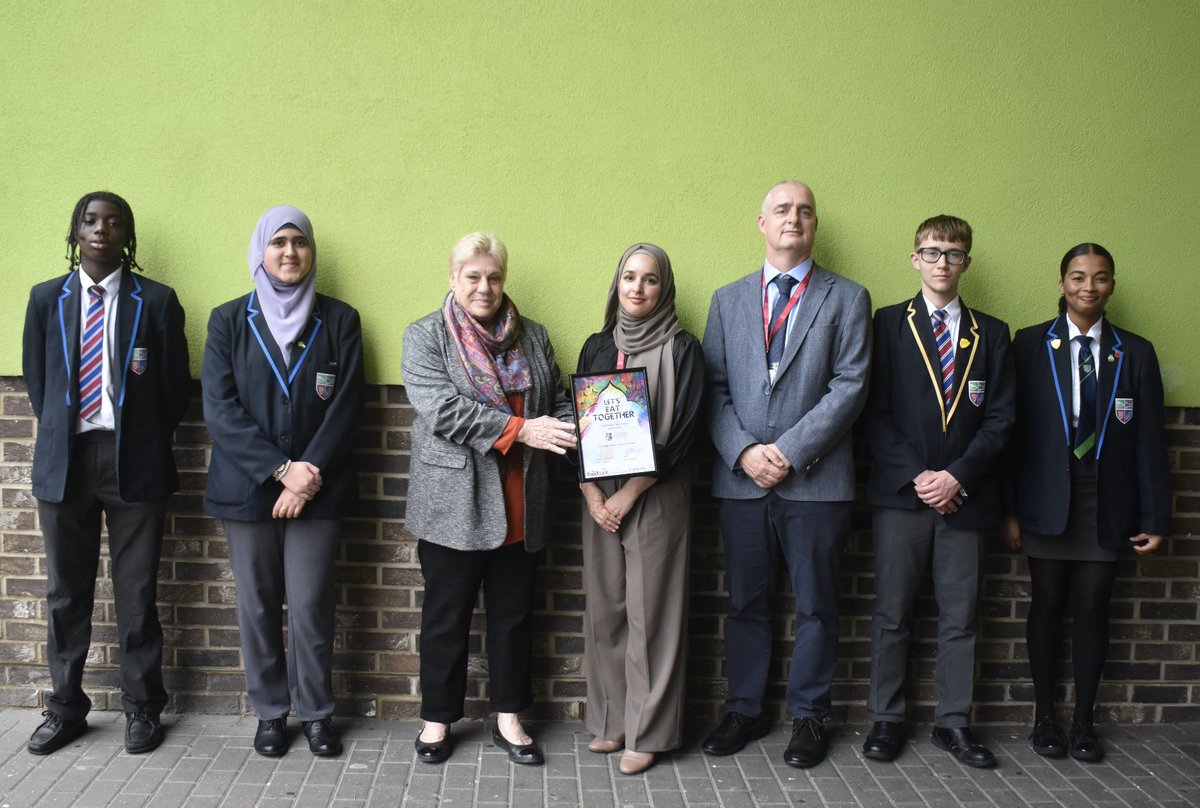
left=619, top=750, right=655, bottom=775
left=588, top=737, right=623, bottom=753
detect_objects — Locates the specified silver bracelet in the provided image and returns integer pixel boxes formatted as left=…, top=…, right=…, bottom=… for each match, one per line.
left=272, top=460, right=291, bottom=482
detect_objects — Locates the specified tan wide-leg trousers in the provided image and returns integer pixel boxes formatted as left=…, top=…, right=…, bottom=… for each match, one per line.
left=582, top=472, right=691, bottom=753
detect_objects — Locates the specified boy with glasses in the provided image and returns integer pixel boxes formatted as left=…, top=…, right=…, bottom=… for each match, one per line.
left=860, top=215, right=1014, bottom=767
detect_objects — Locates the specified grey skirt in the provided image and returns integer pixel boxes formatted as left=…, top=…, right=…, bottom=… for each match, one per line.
left=1022, top=458, right=1119, bottom=562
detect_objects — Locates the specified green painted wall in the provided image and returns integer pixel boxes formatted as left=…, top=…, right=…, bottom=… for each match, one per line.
left=3, top=1, right=1197, bottom=404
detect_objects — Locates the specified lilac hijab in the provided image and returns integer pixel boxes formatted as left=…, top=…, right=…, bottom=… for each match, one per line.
left=248, top=205, right=317, bottom=364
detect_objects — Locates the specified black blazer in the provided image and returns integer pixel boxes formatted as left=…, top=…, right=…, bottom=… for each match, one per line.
left=22, top=269, right=190, bottom=503
left=202, top=291, right=364, bottom=521
left=864, top=295, right=1015, bottom=529
left=1008, top=316, right=1171, bottom=550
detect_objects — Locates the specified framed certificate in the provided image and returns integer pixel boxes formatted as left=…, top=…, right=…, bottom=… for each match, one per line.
left=569, top=367, right=658, bottom=482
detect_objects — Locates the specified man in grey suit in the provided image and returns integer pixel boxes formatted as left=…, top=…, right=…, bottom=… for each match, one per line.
left=701, top=180, right=871, bottom=768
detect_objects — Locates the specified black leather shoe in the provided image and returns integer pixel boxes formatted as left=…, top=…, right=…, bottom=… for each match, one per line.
left=784, top=717, right=828, bottom=768
left=492, top=726, right=544, bottom=765
left=701, top=712, right=773, bottom=756
left=931, top=726, right=995, bottom=768
left=862, top=721, right=907, bottom=762
left=125, top=712, right=164, bottom=754
left=1068, top=719, right=1104, bottom=762
left=1030, top=717, right=1067, bottom=758
left=253, top=718, right=290, bottom=757
left=303, top=719, right=342, bottom=756
left=415, top=729, right=453, bottom=764
left=27, top=711, right=87, bottom=755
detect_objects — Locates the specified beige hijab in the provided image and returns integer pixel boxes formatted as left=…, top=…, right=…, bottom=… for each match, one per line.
left=603, top=243, right=682, bottom=445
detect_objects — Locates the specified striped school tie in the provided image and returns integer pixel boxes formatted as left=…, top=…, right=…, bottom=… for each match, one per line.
left=79, top=285, right=105, bottom=422
left=931, top=309, right=954, bottom=411
left=1074, top=335, right=1097, bottom=463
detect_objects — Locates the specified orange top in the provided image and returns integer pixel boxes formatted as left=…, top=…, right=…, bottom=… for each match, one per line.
left=493, top=392, right=526, bottom=546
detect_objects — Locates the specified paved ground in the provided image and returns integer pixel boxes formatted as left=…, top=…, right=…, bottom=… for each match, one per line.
left=1, top=710, right=1198, bottom=807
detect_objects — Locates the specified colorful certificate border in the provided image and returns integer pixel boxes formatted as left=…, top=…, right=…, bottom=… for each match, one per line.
left=569, top=367, right=658, bottom=482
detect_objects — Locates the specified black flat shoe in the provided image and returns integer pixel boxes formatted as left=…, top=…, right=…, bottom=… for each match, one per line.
left=862, top=721, right=907, bottom=762
left=1030, top=717, right=1067, bottom=758
left=254, top=718, right=290, bottom=757
left=125, top=712, right=165, bottom=754
left=1068, top=719, right=1104, bottom=762
left=492, top=726, right=544, bottom=765
left=784, top=717, right=828, bottom=768
left=415, top=729, right=453, bottom=764
left=302, top=719, right=342, bottom=756
left=930, top=726, right=995, bottom=768
left=27, top=711, right=87, bottom=755
left=700, top=712, right=773, bottom=756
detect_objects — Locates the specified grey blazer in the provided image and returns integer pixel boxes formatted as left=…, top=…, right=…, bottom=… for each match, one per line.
left=702, top=263, right=872, bottom=501
left=402, top=309, right=572, bottom=552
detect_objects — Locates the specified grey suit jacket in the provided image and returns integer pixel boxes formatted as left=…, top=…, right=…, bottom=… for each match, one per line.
left=703, top=263, right=872, bottom=501
left=402, top=309, right=572, bottom=552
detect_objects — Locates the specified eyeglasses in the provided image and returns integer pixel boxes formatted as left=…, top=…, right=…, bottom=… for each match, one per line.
left=916, top=247, right=969, bottom=266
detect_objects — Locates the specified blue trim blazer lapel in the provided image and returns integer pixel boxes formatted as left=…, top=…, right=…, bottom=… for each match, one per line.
left=245, top=291, right=323, bottom=399
left=55, top=274, right=79, bottom=406
left=1043, top=316, right=1073, bottom=446
left=116, top=271, right=144, bottom=407
left=1096, top=320, right=1124, bottom=460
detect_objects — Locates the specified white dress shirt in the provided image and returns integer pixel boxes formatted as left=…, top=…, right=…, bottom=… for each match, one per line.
left=922, top=294, right=962, bottom=351
left=1066, top=316, right=1103, bottom=427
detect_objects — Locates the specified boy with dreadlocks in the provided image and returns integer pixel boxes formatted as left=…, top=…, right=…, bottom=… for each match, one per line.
left=22, top=191, right=190, bottom=755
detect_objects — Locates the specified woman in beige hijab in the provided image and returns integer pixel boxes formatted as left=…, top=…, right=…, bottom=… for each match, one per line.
left=577, top=243, right=704, bottom=774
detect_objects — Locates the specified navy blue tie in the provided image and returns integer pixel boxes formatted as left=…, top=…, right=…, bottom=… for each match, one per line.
left=767, top=274, right=797, bottom=367
left=1074, top=335, right=1097, bottom=463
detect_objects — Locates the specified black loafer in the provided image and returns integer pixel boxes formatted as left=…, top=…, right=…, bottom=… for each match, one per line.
left=862, top=721, right=907, bottom=762
left=492, top=726, right=544, bottom=765
left=931, top=726, right=996, bottom=768
left=1030, top=717, right=1067, bottom=758
left=254, top=718, right=290, bottom=757
left=27, top=711, right=88, bottom=755
left=302, top=719, right=342, bottom=756
left=1068, top=719, right=1104, bottom=762
left=415, top=729, right=453, bottom=764
left=125, top=712, right=165, bottom=754
left=784, top=717, right=828, bottom=768
left=700, top=712, right=773, bottom=756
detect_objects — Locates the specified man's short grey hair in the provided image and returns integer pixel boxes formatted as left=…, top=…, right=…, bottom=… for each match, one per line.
left=761, top=180, right=816, bottom=216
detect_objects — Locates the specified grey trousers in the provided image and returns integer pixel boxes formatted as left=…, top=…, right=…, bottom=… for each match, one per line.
left=867, top=507, right=986, bottom=728
left=223, top=518, right=340, bottom=721
left=582, top=473, right=691, bottom=753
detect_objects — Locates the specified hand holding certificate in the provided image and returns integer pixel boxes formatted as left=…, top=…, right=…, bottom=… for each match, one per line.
left=570, top=368, right=658, bottom=481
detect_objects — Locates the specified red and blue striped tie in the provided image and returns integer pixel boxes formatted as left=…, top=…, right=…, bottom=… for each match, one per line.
left=932, top=309, right=954, bottom=412
left=79, top=285, right=105, bottom=422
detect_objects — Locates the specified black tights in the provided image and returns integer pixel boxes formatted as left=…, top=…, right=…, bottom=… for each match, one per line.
left=1026, top=557, right=1118, bottom=722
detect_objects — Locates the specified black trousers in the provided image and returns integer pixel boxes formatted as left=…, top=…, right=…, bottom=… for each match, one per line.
left=37, top=432, right=168, bottom=720
left=417, top=540, right=539, bottom=723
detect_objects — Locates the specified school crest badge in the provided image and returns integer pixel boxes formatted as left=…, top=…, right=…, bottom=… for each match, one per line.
left=968, top=380, right=985, bottom=407
left=315, top=372, right=336, bottom=401
left=1115, top=397, right=1133, bottom=424
left=130, top=347, right=148, bottom=376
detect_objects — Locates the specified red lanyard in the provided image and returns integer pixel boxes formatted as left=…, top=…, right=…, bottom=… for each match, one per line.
left=762, top=269, right=811, bottom=348
left=616, top=350, right=626, bottom=369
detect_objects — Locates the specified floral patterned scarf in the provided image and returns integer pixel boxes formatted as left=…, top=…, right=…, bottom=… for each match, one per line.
left=442, top=291, right=531, bottom=413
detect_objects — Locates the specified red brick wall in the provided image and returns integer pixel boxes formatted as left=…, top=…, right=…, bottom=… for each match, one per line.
left=1, top=377, right=1196, bottom=724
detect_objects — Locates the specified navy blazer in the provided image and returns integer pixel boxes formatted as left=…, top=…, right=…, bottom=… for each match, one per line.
left=22, top=269, right=190, bottom=503
left=863, top=295, right=1014, bottom=529
left=202, top=292, right=364, bottom=521
left=1008, top=316, right=1171, bottom=550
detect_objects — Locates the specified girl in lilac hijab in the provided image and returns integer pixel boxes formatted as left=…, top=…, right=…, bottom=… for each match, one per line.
left=202, top=206, right=365, bottom=759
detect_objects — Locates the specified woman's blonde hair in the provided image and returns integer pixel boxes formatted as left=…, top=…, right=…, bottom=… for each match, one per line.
left=449, top=232, right=508, bottom=278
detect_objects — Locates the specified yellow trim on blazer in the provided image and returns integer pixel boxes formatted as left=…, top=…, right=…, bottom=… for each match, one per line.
left=905, top=301, right=981, bottom=434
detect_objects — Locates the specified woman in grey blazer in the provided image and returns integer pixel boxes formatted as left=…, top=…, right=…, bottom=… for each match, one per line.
left=402, top=232, right=575, bottom=766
